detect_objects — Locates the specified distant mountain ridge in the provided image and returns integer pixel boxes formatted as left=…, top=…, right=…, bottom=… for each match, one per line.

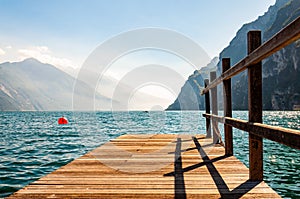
left=166, top=57, right=218, bottom=110
left=0, top=58, right=111, bottom=111
left=0, top=58, right=173, bottom=111
left=167, top=0, right=300, bottom=111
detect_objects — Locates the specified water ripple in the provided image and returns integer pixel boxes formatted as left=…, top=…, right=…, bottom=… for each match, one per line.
left=0, top=111, right=299, bottom=198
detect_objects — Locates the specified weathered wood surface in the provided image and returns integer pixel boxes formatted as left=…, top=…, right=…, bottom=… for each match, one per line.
left=203, top=113, right=300, bottom=150
left=8, top=134, right=280, bottom=199
left=247, top=30, right=263, bottom=181
left=204, top=79, right=212, bottom=138
left=210, top=72, right=219, bottom=144
left=222, top=58, right=233, bottom=156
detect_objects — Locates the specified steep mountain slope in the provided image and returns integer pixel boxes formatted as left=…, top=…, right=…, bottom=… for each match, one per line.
left=167, top=57, right=218, bottom=110
left=0, top=58, right=175, bottom=111
left=0, top=58, right=110, bottom=111
left=220, top=0, right=300, bottom=110
left=167, top=0, right=300, bottom=110
left=262, top=0, right=300, bottom=110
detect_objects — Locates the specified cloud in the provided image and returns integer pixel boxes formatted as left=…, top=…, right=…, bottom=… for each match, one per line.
left=0, top=48, right=6, bottom=55
left=18, top=46, right=76, bottom=69
left=6, top=45, right=12, bottom=49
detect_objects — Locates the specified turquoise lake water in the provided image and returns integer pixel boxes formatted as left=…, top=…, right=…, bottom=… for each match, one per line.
left=0, top=111, right=299, bottom=198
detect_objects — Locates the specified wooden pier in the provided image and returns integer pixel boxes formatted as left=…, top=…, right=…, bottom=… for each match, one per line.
left=8, top=16, right=300, bottom=199
left=8, top=134, right=280, bottom=198
left=201, top=16, right=300, bottom=182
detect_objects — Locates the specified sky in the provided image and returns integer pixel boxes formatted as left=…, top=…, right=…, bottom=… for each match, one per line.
left=0, top=0, right=276, bottom=110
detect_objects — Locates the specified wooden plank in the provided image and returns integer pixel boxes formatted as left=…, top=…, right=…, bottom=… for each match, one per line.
left=204, top=79, right=212, bottom=138
left=203, top=113, right=300, bottom=150
left=247, top=30, right=263, bottom=181
left=210, top=72, right=219, bottom=144
left=202, top=16, right=300, bottom=94
left=222, top=58, right=233, bottom=156
left=8, top=134, right=281, bottom=199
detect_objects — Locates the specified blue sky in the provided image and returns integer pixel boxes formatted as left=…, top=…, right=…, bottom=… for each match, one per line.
left=0, top=0, right=277, bottom=109
left=0, top=0, right=275, bottom=67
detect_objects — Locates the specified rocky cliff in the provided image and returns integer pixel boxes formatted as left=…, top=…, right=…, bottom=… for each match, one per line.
left=167, top=0, right=300, bottom=110
left=167, top=57, right=218, bottom=110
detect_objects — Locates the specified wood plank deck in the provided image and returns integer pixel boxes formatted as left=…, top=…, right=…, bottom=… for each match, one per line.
left=7, top=134, right=281, bottom=198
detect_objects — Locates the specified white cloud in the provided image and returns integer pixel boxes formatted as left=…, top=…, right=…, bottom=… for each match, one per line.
left=6, top=45, right=12, bottom=49
left=18, top=46, right=77, bottom=70
left=0, top=48, right=6, bottom=55
left=35, top=46, right=51, bottom=53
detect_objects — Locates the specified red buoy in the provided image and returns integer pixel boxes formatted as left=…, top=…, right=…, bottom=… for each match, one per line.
left=58, top=117, right=68, bottom=125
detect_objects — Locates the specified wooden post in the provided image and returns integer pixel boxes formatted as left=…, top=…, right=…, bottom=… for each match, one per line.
left=222, top=58, right=233, bottom=156
left=248, top=31, right=263, bottom=181
left=210, top=71, right=219, bottom=144
left=204, top=79, right=211, bottom=138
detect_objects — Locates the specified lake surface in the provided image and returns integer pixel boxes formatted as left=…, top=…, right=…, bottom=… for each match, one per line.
left=0, top=111, right=299, bottom=198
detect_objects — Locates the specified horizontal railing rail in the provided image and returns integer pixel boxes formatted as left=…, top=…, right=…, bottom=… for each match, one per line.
left=201, top=16, right=300, bottom=181
left=203, top=113, right=300, bottom=150
left=202, top=16, right=300, bottom=94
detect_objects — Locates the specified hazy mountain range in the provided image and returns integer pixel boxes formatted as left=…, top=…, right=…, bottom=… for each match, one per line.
left=0, top=58, right=109, bottom=111
left=167, top=0, right=300, bottom=111
left=0, top=58, right=170, bottom=111
left=1, top=0, right=299, bottom=111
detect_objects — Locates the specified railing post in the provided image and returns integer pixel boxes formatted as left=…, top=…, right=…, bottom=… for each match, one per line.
left=204, top=79, right=211, bottom=138
left=222, top=58, right=233, bottom=156
left=248, top=31, right=263, bottom=181
left=210, top=71, right=219, bottom=144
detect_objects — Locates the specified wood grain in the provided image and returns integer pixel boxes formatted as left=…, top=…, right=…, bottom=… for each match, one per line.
left=8, top=134, right=281, bottom=199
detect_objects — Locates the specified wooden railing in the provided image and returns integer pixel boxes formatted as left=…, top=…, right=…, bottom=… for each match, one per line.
left=201, top=16, right=300, bottom=181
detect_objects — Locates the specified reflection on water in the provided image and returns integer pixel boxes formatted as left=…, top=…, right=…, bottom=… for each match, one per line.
left=0, top=111, right=299, bottom=198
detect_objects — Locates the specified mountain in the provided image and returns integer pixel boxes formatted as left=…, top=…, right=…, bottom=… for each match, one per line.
left=167, top=57, right=218, bottom=110
left=0, top=58, right=173, bottom=111
left=167, top=0, right=300, bottom=111
left=0, top=58, right=111, bottom=111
